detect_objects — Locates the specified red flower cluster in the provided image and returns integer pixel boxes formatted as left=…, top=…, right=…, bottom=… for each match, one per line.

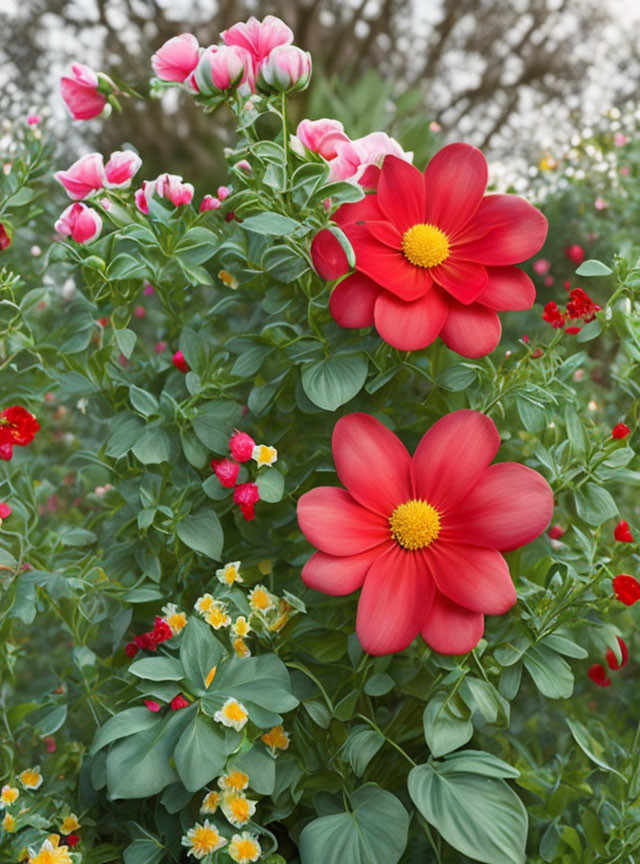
left=612, top=422, right=631, bottom=440
left=542, top=301, right=565, bottom=329
left=612, top=574, right=640, bottom=605
left=125, top=616, right=173, bottom=658
left=614, top=520, right=634, bottom=543
left=0, top=405, right=40, bottom=461
left=0, top=223, right=10, bottom=251
left=541, top=287, right=600, bottom=335
left=211, top=429, right=260, bottom=520
left=589, top=636, right=629, bottom=687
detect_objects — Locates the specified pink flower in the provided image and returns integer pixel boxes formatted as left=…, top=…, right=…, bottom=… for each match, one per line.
left=594, top=197, right=608, bottom=210
left=257, top=45, right=312, bottom=93
left=170, top=694, right=190, bottom=710
left=328, top=131, right=412, bottom=183
left=235, top=160, right=251, bottom=172
left=194, top=45, right=254, bottom=93
left=295, top=118, right=351, bottom=161
left=200, top=195, right=221, bottom=212
left=27, top=114, right=41, bottom=126
left=154, top=341, right=167, bottom=353
left=217, top=186, right=231, bottom=200
left=532, top=258, right=551, bottom=275
left=229, top=430, right=256, bottom=462
left=55, top=203, right=102, bottom=244
left=104, top=150, right=142, bottom=188
left=60, top=63, right=107, bottom=121
left=155, top=173, right=194, bottom=206
left=134, top=305, right=146, bottom=318
left=543, top=275, right=554, bottom=287
left=44, top=737, right=56, bottom=753
left=0, top=503, right=11, bottom=519
left=612, top=422, right=630, bottom=439
left=614, top=132, right=628, bottom=147
left=151, top=33, right=200, bottom=82
left=234, top=482, right=260, bottom=520
left=211, top=457, right=240, bottom=488
left=172, top=350, right=189, bottom=373
left=222, top=15, right=293, bottom=74
left=135, top=182, right=152, bottom=214
left=615, top=520, right=634, bottom=543
left=144, top=699, right=161, bottom=712
left=143, top=282, right=155, bottom=295
left=565, top=244, right=585, bottom=265
left=54, top=153, right=106, bottom=200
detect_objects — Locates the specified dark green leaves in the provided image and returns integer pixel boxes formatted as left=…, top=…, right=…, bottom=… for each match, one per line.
left=242, top=212, right=300, bottom=235
left=423, top=693, right=473, bottom=757
left=523, top=644, right=574, bottom=699
left=173, top=711, right=227, bottom=791
left=301, top=354, right=368, bottom=411
left=177, top=509, right=224, bottom=560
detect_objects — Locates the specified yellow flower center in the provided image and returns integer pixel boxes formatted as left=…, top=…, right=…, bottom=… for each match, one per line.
left=389, top=499, right=441, bottom=550
left=233, top=839, right=259, bottom=858
left=402, top=223, right=450, bottom=268
left=225, top=771, right=249, bottom=790
left=224, top=702, right=248, bottom=722
left=190, top=825, right=221, bottom=854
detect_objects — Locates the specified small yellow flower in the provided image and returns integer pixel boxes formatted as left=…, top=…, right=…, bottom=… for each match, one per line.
left=228, top=831, right=262, bottom=863
left=232, top=616, right=251, bottom=637
left=204, top=665, right=217, bottom=689
left=251, top=444, right=277, bottom=467
left=205, top=603, right=231, bottom=630
left=194, top=593, right=216, bottom=615
left=261, top=725, right=290, bottom=756
left=218, top=770, right=249, bottom=792
left=214, top=698, right=249, bottom=731
left=162, top=603, right=187, bottom=635
left=181, top=820, right=227, bottom=859
left=59, top=814, right=80, bottom=834
left=2, top=811, right=15, bottom=832
left=27, top=838, right=72, bottom=864
left=200, top=790, right=220, bottom=815
left=0, top=784, right=19, bottom=807
left=248, top=585, right=275, bottom=613
left=233, top=638, right=251, bottom=658
left=221, top=791, right=256, bottom=828
left=218, top=269, right=239, bottom=290
left=216, top=561, right=243, bottom=587
left=538, top=155, right=558, bottom=171
left=18, top=767, right=43, bottom=790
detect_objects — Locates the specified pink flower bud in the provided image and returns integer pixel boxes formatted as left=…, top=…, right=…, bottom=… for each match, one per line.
left=211, top=457, right=240, bottom=488
left=0, top=503, right=11, bottom=519
left=144, top=699, right=161, bottom=712
left=55, top=203, right=102, bottom=244
left=151, top=33, right=200, bottom=83
left=234, top=482, right=260, bottom=521
left=258, top=45, right=312, bottom=93
left=200, top=195, right=221, bottom=212
left=547, top=524, right=565, bottom=540
left=60, top=63, right=107, bottom=121
left=0, top=223, right=11, bottom=251
left=532, top=258, right=551, bottom=275
left=134, top=305, right=146, bottom=318
left=104, top=150, right=142, bottom=188
left=44, top=736, right=56, bottom=753
left=172, top=349, right=190, bottom=373
left=311, top=229, right=350, bottom=280
left=135, top=181, right=152, bottom=214
left=154, top=341, right=167, bottom=353
left=235, top=160, right=251, bottom=172
left=614, top=132, right=628, bottom=147
left=229, top=430, right=256, bottom=462
left=27, top=114, right=41, bottom=126
left=155, top=173, right=194, bottom=206
left=564, top=244, right=585, bottom=265
left=222, top=15, right=293, bottom=70
left=171, top=694, right=190, bottom=711
left=295, top=118, right=350, bottom=160
left=217, top=185, right=231, bottom=200
left=54, top=153, right=106, bottom=200
left=143, top=282, right=155, bottom=295
left=194, top=45, right=253, bottom=94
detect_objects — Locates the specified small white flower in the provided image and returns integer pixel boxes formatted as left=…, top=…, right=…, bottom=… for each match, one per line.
left=214, top=698, right=249, bottom=731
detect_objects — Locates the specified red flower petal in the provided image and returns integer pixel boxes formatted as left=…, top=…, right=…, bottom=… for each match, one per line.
left=439, top=301, right=502, bottom=357
left=411, top=409, right=501, bottom=512
left=476, top=266, right=536, bottom=311
left=454, top=194, right=548, bottom=265
left=346, top=223, right=432, bottom=301
left=330, top=273, right=380, bottom=328
left=588, top=663, right=611, bottom=687
left=365, top=220, right=403, bottom=249
left=612, top=573, right=640, bottom=605
left=606, top=636, right=628, bottom=670
left=302, top=544, right=389, bottom=596
left=334, top=194, right=384, bottom=227
left=426, top=541, right=516, bottom=614
left=373, top=287, right=449, bottom=350
left=297, top=487, right=389, bottom=555
left=310, top=228, right=350, bottom=280
left=424, top=142, right=488, bottom=234
left=431, top=258, right=488, bottom=304
left=376, top=156, right=426, bottom=232
left=445, top=462, right=554, bottom=550
left=421, top=590, right=484, bottom=655
left=356, top=544, right=433, bottom=655
left=332, top=413, right=412, bottom=515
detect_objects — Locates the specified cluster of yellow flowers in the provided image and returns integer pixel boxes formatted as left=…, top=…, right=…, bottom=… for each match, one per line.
left=0, top=767, right=44, bottom=835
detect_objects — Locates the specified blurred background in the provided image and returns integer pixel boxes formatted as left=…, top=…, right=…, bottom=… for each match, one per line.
left=3, top=0, right=640, bottom=186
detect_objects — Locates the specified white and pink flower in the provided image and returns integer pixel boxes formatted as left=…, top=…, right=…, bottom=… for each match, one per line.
left=60, top=63, right=107, bottom=121
left=55, top=203, right=102, bottom=244
left=257, top=45, right=311, bottom=93
left=193, top=45, right=254, bottom=94
left=151, top=33, right=200, bottom=83
left=222, top=14, right=293, bottom=75
left=104, top=150, right=142, bottom=188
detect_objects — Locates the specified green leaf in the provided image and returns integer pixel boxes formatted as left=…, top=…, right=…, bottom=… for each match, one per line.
left=180, top=617, right=224, bottom=696
left=192, top=400, right=243, bottom=453
left=574, top=482, right=617, bottom=525
left=177, top=509, right=224, bottom=560
left=363, top=673, right=394, bottom=696
left=523, top=644, right=574, bottom=699
left=114, top=327, right=137, bottom=358
left=242, top=212, right=300, bottom=235
left=437, top=364, right=476, bottom=392
left=132, top=424, right=173, bottom=465
left=423, top=694, right=473, bottom=757
left=438, top=750, right=520, bottom=779
left=565, top=406, right=586, bottom=454
left=108, top=253, right=147, bottom=280
left=129, top=385, right=159, bottom=417
left=175, top=227, right=217, bottom=265
left=576, top=318, right=602, bottom=342
left=342, top=726, right=384, bottom=777
left=204, top=654, right=298, bottom=725
left=106, top=412, right=144, bottom=458
left=299, top=786, right=409, bottom=864
left=60, top=527, right=97, bottom=546
left=90, top=708, right=159, bottom=755
left=256, top=468, right=285, bottom=503
left=123, top=839, right=166, bottom=864
left=327, top=225, right=356, bottom=268
left=228, top=746, right=276, bottom=795
left=566, top=719, right=626, bottom=780
left=129, top=656, right=185, bottom=682
left=575, top=259, right=613, bottom=277
left=408, top=762, right=528, bottom=864
left=302, top=354, right=368, bottom=411
left=262, top=245, right=309, bottom=281
left=173, top=711, right=227, bottom=791
left=540, top=634, right=587, bottom=659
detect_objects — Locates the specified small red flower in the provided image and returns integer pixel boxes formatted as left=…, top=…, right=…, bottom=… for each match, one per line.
left=614, top=520, right=634, bottom=543
left=531, top=348, right=544, bottom=359
left=151, top=616, right=173, bottom=643
left=172, top=349, right=190, bottom=373
left=171, top=694, right=190, bottom=710
left=0, top=223, right=11, bottom=250
left=565, top=326, right=581, bottom=334
left=229, top=430, right=256, bottom=462
left=566, top=287, right=600, bottom=322
left=588, top=663, right=611, bottom=687
left=133, top=305, right=146, bottom=318
left=44, top=736, right=56, bottom=753
left=125, top=641, right=139, bottom=658
left=548, top=524, right=565, bottom=540
left=144, top=699, right=161, bottom=712
left=612, top=574, right=640, bottom=605
left=565, top=244, right=585, bottom=265
left=0, top=502, right=11, bottom=519
left=154, top=341, right=167, bottom=353
left=211, top=457, right=240, bottom=488
left=66, top=835, right=80, bottom=848
left=0, top=405, right=40, bottom=445
left=97, top=316, right=110, bottom=327
left=234, top=482, right=260, bottom=521
left=542, top=301, right=565, bottom=329
left=612, top=423, right=630, bottom=439
left=606, top=636, right=628, bottom=670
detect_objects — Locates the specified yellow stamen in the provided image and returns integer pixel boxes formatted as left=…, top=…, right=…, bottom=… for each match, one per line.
left=389, top=499, right=441, bottom=550
left=402, top=223, right=450, bottom=268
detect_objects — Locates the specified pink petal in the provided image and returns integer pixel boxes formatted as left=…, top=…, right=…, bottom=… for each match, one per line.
left=454, top=194, right=548, bottom=265
left=445, top=462, right=554, bottom=550
left=376, top=156, right=426, bottom=232
left=421, top=591, right=484, bottom=654
left=427, top=541, right=516, bottom=614
left=374, top=287, right=449, bottom=350
left=297, top=487, right=389, bottom=555
left=330, top=274, right=380, bottom=328
left=411, top=409, right=500, bottom=512
left=345, top=223, right=432, bottom=301
left=439, top=300, right=501, bottom=357
left=424, top=143, right=488, bottom=233
left=332, top=413, right=412, bottom=515
left=431, top=258, right=488, bottom=304
left=477, top=266, right=536, bottom=311
left=356, top=544, right=434, bottom=655
left=302, top=544, right=390, bottom=596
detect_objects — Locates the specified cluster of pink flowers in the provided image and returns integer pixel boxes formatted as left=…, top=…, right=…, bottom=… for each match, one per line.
left=151, top=15, right=311, bottom=97
left=210, top=430, right=278, bottom=521
left=200, top=185, right=231, bottom=212
left=135, top=173, right=194, bottom=214
left=542, top=286, right=601, bottom=334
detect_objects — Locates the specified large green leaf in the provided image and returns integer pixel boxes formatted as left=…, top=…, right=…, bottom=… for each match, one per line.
left=203, top=654, right=298, bottom=725
left=299, top=786, right=409, bottom=864
left=90, top=707, right=160, bottom=755
left=179, top=617, right=224, bottom=696
left=177, top=509, right=224, bottom=560
left=423, top=694, right=473, bottom=757
left=523, top=644, right=574, bottom=699
left=301, top=354, right=368, bottom=411
left=192, top=400, right=243, bottom=452
left=173, top=711, right=227, bottom=791
left=129, top=655, right=185, bottom=682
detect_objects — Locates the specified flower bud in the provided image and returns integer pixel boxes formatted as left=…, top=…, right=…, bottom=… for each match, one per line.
left=60, top=63, right=108, bottom=121
left=310, top=229, right=350, bottom=280
left=172, top=350, right=190, bottom=373
left=151, top=33, right=200, bottom=83
left=200, top=195, right=221, bottom=212
left=54, top=203, right=102, bottom=244
left=54, top=153, right=106, bottom=200
left=294, top=118, right=349, bottom=160
left=258, top=45, right=312, bottom=93
left=104, top=150, right=142, bottom=188
left=0, top=223, right=11, bottom=251
left=222, top=15, right=293, bottom=68
left=229, top=431, right=256, bottom=462
left=193, top=45, right=253, bottom=95
left=155, top=173, right=194, bottom=206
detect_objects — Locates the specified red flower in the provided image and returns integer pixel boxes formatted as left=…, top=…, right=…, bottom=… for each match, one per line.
left=66, top=835, right=80, bottom=848
left=144, top=699, right=161, bottom=712
left=0, top=405, right=40, bottom=445
left=0, top=502, right=11, bottom=519
left=531, top=348, right=544, bottom=359
left=229, top=430, right=256, bottom=462
left=612, top=422, right=630, bottom=439
left=566, top=287, right=600, bottom=322
left=314, top=144, right=547, bottom=355
left=606, top=636, right=628, bottom=670
left=612, top=574, right=640, bottom=605
left=548, top=524, right=564, bottom=540
left=172, top=349, right=190, bottom=373
left=565, top=244, right=585, bottom=265
left=565, top=326, right=581, bottom=334
left=588, top=663, right=611, bottom=687
left=151, top=616, right=173, bottom=643
left=614, top=520, right=634, bottom=542
left=125, top=641, right=139, bottom=658
left=171, top=693, right=190, bottom=710
left=297, top=411, right=553, bottom=655
left=234, top=482, right=260, bottom=520
left=542, top=301, right=565, bottom=329
left=211, top=457, right=240, bottom=488
left=0, top=223, right=10, bottom=250
left=44, top=736, right=56, bottom=753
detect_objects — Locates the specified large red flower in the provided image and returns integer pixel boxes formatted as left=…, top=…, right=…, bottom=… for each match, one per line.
left=0, top=405, right=40, bottom=460
left=312, top=144, right=547, bottom=356
left=297, top=410, right=553, bottom=655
